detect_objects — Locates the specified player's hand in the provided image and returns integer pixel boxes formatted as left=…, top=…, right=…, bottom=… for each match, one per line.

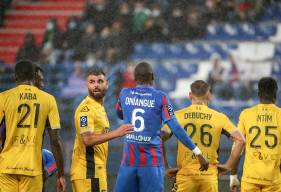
left=230, top=175, right=240, bottom=192
left=197, top=154, right=209, bottom=171
left=115, top=124, right=134, bottom=137
left=217, top=163, right=231, bottom=176
left=56, top=176, right=66, bottom=192
left=165, top=167, right=179, bottom=178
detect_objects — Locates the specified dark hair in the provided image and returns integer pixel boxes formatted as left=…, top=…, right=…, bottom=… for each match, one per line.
left=15, top=60, right=35, bottom=82
left=190, top=80, right=210, bottom=97
left=87, top=67, right=106, bottom=77
left=258, top=77, right=278, bottom=103
left=134, top=62, right=154, bottom=85
left=35, top=64, right=43, bottom=74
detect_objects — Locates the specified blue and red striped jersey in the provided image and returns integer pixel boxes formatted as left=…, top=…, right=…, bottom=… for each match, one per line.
left=116, top=85, right=175, bottom=167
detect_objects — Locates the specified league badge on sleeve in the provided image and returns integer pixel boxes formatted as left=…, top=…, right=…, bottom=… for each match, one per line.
left=80, top=116, right=88, bottom=127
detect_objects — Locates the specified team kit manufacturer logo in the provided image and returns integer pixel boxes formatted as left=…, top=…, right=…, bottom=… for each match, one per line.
left=80, top=116, right=88, bottom=127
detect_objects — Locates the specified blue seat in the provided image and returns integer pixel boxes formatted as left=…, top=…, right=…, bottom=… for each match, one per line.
left=256, top=24, right=277, bottom=39
left=274, top=44, right=281, bottom=59
left=240, top=23, right=256, bottom=40
left=167, top=44, right=186, bottom=59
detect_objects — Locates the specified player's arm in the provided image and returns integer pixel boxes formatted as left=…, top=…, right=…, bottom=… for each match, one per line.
left=217, top=129, right=245, bottom=174
left=47, top=128, right=64, bottom=177
left=163, top=143, right=179, bottom=178
left=228, top=112, right=246, bottom=192
left=160, top=126, right=172, bottom=168
left=161, top=125, right=179, bottom=177
left=167, top=118, right=209, bottom=171
left=160, top=124, right=173, bottom=142
left=47, top=96, right=65, bottom=192
left=81, top=124, right=133, bottom=146
left=219, top=113, right=246, bottom=191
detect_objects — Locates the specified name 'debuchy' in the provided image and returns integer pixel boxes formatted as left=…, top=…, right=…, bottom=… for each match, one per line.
left=125, top=97, right=155, bottom=108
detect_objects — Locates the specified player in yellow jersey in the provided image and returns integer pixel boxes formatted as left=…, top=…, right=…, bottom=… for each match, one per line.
left=0, top=60, right=65, bottom=192
left=70, top=67, right=133, bottom=192
left=162, top=80, right=244, bottom=192
left=231, top=77, right=281, bottom=192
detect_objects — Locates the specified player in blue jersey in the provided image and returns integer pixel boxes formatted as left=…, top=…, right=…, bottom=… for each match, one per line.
left=114, top=62, right=209, bottom=192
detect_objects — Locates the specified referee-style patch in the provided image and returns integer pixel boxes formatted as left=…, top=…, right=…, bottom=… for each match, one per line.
left=80, top=116, right=88, bottom=127
left=167, top=104, right=174, bottom=116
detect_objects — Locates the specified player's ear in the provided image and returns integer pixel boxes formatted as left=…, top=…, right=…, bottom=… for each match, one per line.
left=105, top=80, right=109, bottom=89
left=188, top=92, right=192, bottom=100
left=207, top=90, right=212, bottom=100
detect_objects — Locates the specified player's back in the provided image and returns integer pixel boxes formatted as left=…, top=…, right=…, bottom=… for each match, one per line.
left=0, top=85, right=60, bottom=176
left=118, top=86, right=173, bottom=167
left=171, top=105, right=235, bottom=180
left=239, top=104, right=281, bottom=185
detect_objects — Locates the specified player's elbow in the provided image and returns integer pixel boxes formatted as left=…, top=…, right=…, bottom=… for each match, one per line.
left=82, top=138, right=91, bottom=146
left=231, top=130, right=245, bottom=145
left=81, top=133, right=99, bottom=146
left=235, top=138, right=245, bottom=147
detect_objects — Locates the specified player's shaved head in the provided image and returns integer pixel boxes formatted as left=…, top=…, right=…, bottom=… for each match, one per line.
left=15, top=60, right=35, bottom=82
left=258, top=77, right=278, bottom=103
left=134, top=62, right=154, bottom=85
left=190, top=80, right=210, bottom=98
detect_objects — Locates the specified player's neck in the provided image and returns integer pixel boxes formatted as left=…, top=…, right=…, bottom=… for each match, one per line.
left=137, top=83, right=153, bottom=87
left=17, top=81, right=34, bottom=86
left=260, top=99, right=275, bottom=104
left=192, top=100, right=208, bottom=105
left=89, top=95, right=103, bottom=104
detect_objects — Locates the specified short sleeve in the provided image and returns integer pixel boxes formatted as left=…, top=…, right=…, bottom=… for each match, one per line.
left=47, top=96, right=61, bottom=129
left=75, top=105, right=95, bottom=134
left=161, top=93, right=175, bottom=123
left=237, top=111, right=246, bottom=135
left=222, top=115, right=237, bottom=132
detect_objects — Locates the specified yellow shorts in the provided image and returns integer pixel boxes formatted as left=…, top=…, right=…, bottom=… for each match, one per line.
left=72, top=165, right=107, bottom=192
left=173, top=175, right=218, bottom=192
left=0, top=173, right=43, bottom=192
left=241, top=181, right=281, bottom=192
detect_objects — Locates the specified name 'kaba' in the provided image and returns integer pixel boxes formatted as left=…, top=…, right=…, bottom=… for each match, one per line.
left=19, top=93, right=37, bottom=100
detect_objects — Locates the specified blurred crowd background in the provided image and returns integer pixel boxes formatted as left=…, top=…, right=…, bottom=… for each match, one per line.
left=0, top=0, right=281, bottom=191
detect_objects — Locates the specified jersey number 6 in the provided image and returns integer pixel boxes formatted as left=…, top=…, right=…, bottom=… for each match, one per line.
left=132, top=108, right=145, bottom=132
